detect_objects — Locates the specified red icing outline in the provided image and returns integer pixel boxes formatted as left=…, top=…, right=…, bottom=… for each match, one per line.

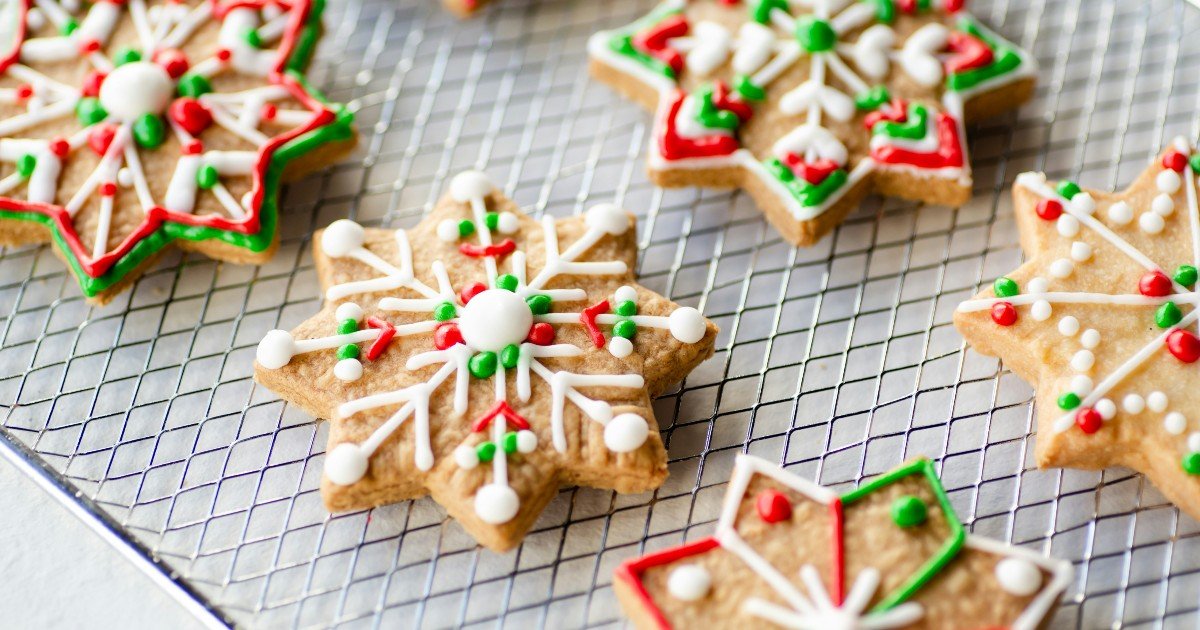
left=862, top=98, right=909, bottom=129
left=471, top=400, right=531, bottom=433
left=581, top=299, right=610, bottom=348
left=0, top=0, right=28, bottom=74
left=870, top=112, right=965, bottom=170
left=782, top=155, right=839, bottom=185
left=829, top=497, right=845, bottom=607
left=658, top=90, right=741, bottom=161
left=459, top=238, right=516, bottom=258
left=944, top=31, right=994, bottom=74
left=631, top=14, right=688, bottom=77
left=613, top=537, right=721, bottom=630
left=364, top=316, right=395, bottom=361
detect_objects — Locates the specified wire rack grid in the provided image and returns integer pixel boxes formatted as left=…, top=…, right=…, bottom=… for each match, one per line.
left=2, top=0, right=1200, bottom=627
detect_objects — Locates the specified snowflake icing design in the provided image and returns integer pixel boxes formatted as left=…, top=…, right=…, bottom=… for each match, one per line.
left=589, top=0, right=1035, bottom=245
left=255, top=172, right=716, bottom=548
left=0, top=0, right=353, bottom=301
left=956, top=138, right=1200, bottom=519
left=615, top=456, right=1073, bottom=629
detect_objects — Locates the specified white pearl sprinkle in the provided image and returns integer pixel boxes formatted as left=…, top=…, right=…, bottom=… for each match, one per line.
left=1071, top=193, right=1097, bottom=215
left=1165, top=412, right=1187, bottom=435
left=1096, top=398, right=1116, bottom=420
left=1071, top=375, right=1094, bottom=396
left=1028, top=277, right=1049, bottom=294
left=1108, top=201, right=1134, bottom=225
left=1158, top=169, right=1182, bottom=194
left=1122, top=394, right=1145, bottom=414
left=1070, top=241, right=1092, bottom=261
left=1056, top=215, right=1080, bottom=237
left=437, top=219, right=460, bottom=242
left=1140, top=212, right=1165, bottom=234
left=1152, top=193, right=1175, bottom=217
left=614, top=285, right=638, bottom=304
left=497, top=211, right=520, bottom=234
left=1049, top=259, right=1073, bottom=279
left=1148, top=391, right=1169, bottom=413
left=454, top=444, right=479, bottom=469
left=1031, top=300, right=1052, bottom=321
left=1080, top=329, right=1100, bottom=349
left=335, top=302, right=364, bottom=323
left=333, top=358, right=363, bottom=382
left=1189, top=432, right=1200, bottom=452
left=1058, top=316, right=1080, bottom=336
left=1071, top=350, right=1094, bottom=372
left=667, top=565, right=712, bottom=602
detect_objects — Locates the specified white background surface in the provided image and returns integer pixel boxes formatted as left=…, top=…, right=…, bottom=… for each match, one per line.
left=0, top=458, right=203, bottom=629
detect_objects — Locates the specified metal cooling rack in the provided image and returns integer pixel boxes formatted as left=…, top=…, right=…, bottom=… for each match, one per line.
left=3, top=0, right=1200, bottom=627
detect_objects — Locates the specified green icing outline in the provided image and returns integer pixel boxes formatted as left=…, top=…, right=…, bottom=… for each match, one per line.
left=947, top=19, right=1023, bottom=92
left=764, top=158, right=849, bottom=208
left=870, top=103, right=928, bottom=140
left=840, top=459, right=966, bottom=613
left=606, top=4, right=683, bottom=80
left=694, top=84, right=740, bottom=131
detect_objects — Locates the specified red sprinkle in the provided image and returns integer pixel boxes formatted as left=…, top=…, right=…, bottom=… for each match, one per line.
left=755, top=489, right=793, bottom=523
left=14, top=83, right=33, bottom=101
left=1167, top=329, right=1200, bottom=363
left=943, top=0, right=965, bottom=11
left=48, top=137, right=69, bottom=158
left=168, top=97, right=213, bottom=136
left=458, top=281, right=487, bottom=305
left=1075, top=408, right=1102, bottom=434
left=1035, top=199, right=1064, bottom=221
left=364, top=317, right=396, bottom=361
left=88, top=123, right=117, bottom=156
left=82, top=71, right=106, bottom=97
left=525, top=322, right=555, bottom=346
left=78, top=38, right=101, bottom=54
left=156, top=48, right=190, bottom=79
left=182, top=139, right=204, bottom=155
left=1139, top=270, right=1173, bottom=297
left=580, top=300, right=611, bottom=348
left=215, top=48, right=232, bottom=62
left=433, top=322, right=463, bottom=350
left=1163, top=150, right=1189, bottom=173
left=99, top=182, right=117, bottom=197
left=991, top=302, right=1017, bottom=326
left=260, top=103, right=277, bottom=121
left=459, top=238, right=516, bottom=258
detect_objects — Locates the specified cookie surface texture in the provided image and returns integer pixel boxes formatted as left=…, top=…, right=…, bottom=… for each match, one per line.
left=588, top=0, right=1036, bottom=246
left=0, top=0, right=356, bottom=304
left=254, top=171, right=718, bottom=551
left=614, top=455, right=1072, bottom=629
left=955, top=138, right=1200, bottom=521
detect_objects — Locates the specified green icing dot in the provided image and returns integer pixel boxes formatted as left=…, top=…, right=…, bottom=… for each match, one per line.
left=865, top=0, right=896, bottom=23
left=613, top=319, right=637, bottom=339
left=113, top=47, right=141, bottom=66
left=1057, top=392, right=1081, bottom=410
left=993, top=277, right=1018, bottom=298
left=734, top=75, right=765, bottom=102
left=1191, top=154, right=1200, bottom=174
left=196, top=164, right=219, bottom=189
left=244, top=29, right=262, bottom=48
left=500, top=344, right=520, bottom=370
left=615, top=300, right=637, bottom=317
left=457, top=219, right=475, bottom=238
left=526, top=294, right=551, bottom=315
left=1184, top=452, right=1200, bottom=475
left=1175, top=265, right=1198, bottom=287
left=476, top=441, right=496, bottom=463
left=855, top=86, right=891, bottom=110
left=133, top=114, right=166, bottom=148
left=1056, top=181, right=1081, bottom=200
left=337, top=344, right=359, bottom=360
left=60, top=19, right=78, bottom=36
left=890, top=495, right=927, bottom=528
left=433, top=302, right=457, bottom=321
left=751, top=0, right=789, bottom=24
left=469, top=352, right=498, bottom=378
left=502, top=431, right=518, bottom=454
left=485, top=212, right=499, bottom=231
left=1157, top=301, right=1183, bottom=329
left=176, top=73, right=212, bottom=98
left=337, top=319, right=358, bottom=335
left=795, top=16, right=836, bottom=52
left=15, top=154, right=35, bottom=179
left=75, top=97, right=107, bottom=126
left=496, top=274, right=519, bottom=292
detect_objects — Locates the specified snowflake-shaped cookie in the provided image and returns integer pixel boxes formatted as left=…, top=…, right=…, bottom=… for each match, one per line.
left=589, top=0, right=1035, bottom=246
left=615, top=455, right=1072, bottom=629
left=254, top=171, right=717, bottom=550
left=0, top=0, right=355, bottom=304
left=956, top=138, right=1200, bottom=520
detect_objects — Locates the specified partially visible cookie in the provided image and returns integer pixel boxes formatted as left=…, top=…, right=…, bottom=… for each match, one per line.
left=0, top=0, right=356, bottom=304
left=255, top=171, right=718, bottom=551
left=442, top=0, right=489, bottom=17
left=955, top=138, right=1200, bottom=521
left=588, top=0, right=1035, bottom=246
left=615, top=455, right=1072, bottom=629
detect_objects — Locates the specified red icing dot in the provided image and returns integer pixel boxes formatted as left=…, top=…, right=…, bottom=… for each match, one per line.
left=168, top=98, right=213, bottom=136
left=433, top=323, right=464, bottom=350
left=99, top=182, right=117, bottom=197
left=1167, top=329, right=1200, bottom=363
left=182, top=139, right=204, bottom=155
left=1035, top=199, right=1063, bottom=221
left=943, top=0, right=965, bottom=11
left=156, top=48, right=189, bottom=79
left=991, top=302, right=1017, bottom=326
left=88, top=123, right=117, bottom=156
left=78, top=38, right=101, bottom=54
left=755, top=489, right=792, bottom=523
left=48, top=137, right=69, bottom=158
left=1163, top=151, right=1189, bottom=173
left=525, top=322, right=555, bottom=346
left=215, top=48, right=232, bottom=62
left=1075, top=408, right=1102, bottom=434
left=15, top=83, right=33, bottom=101
left=82, top=71, right=106, bottom=97
left=260, top=103, right=277, bottom=121
left=458, top=281, right=487, bottom=305
left=1138, top=270, right=1173, bottom=297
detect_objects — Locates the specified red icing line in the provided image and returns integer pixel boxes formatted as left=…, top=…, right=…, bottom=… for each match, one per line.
left=711, top=80, right=753, bottom=122
left=471, top=400, right=531, bottom=433
left=364, top=316, right=395, bottom=361
left=783, top=155, right=839, bottom=185
left=613, top=537, right=721, bottom=630
left=632, top=14, right=688, bottom=77
left=0, top=0, right=27, bottom=74
left=863, top=98, right=909, bottom=129
left=944, top=31, right=994, bottom=74
left=870, top=112, right=964, bottom=170
left=658, top=90, right=740, bottom=161
left=581, top=299, right=610, bottom=348
left=459, top=238, right=516, bottom=258
left=829, top=497, right=845, bottom=607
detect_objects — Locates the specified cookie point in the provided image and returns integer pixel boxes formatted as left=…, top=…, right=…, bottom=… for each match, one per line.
left=668, top=307, right=707, bottom=343
left=325, top=443, right=369, bottom=485
left=585, top=203, right=630, bottom=235
left=99, top=61, right=173, bottom=120
left=321, top=220, right=366, bottom=257
left=256, top=330, right=296, bottom=369
left=604, top=413, right=649, bottom=452
left=474, top=483, right=519, bottom=524
left=450, top=171, right=494, bottom=202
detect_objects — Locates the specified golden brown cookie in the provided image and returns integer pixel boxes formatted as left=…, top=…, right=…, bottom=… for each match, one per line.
left=0, top=0, right=356, bottom=304
left=254, top=171, right=718, bottom=551
left=442, top=0, right=489, bottom=17
left=588, top=0, right=1035, bottom=246
left=615, top=455, right=1072, bottom=629
left=955, top=138, right=1200, bottom=521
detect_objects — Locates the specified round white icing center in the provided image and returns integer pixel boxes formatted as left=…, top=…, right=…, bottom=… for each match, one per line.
left=459, top=289, right=532, bottom=352
left=100, top=62, right=174, bottom=120
left=994, top=557, right=1042, bottom=597
left=667, top=564, right=711, bottom=601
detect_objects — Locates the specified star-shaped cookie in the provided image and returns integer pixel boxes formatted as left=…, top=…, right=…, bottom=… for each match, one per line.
left=254, top=171, right=718, bottom=551
left=0, top=0, right=355, bottom=304
left=955, top=138, right=1200, bottom=520
left=615, top=455, right=1071, bottom=629
left=588, top=0, right=1035, bottom=246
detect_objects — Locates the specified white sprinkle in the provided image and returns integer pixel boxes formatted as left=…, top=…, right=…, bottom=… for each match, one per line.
left=614, top=285, right=638, bottom=304
left=497, top=211, right=520, bottom=234
left=1165, top=412, right=1187, bottom=435
left=1049, top=259, right=1073, bottom=278
left=1071, top=375, right=1094, bottom=396
left=437, top=219, right=460, bottom=242
left=1028, top=277, right=1049, bottom=294
left=335, top=302, right=364, bottom=323
left=1148, top=391, right=1169, bottom=413
left=1071, top=192, right=1096, bottom=215
left=1140, top=212, right=1165, bottom=234
left=1122, top=394, right=1145, bottom=414
left=1031, top=300, right=1052, bottom=321
left=1058, top=316, right=1080, bottom=336
left=1057, top=215, right=1080, bottom=237
left=1080, top=329, right=1100, bottom=349
left=1189, top=432, right=1200, bottom=452
left=1071, top=350, right=1094, bottom=372
left=1096, top=398, right=1116, bottom=420
left=1158, top=169, right=1182, bottom=194
left=1108, top=201, right=1134, bottom=225
left=1070, top=241, right=1092, bottom=261
left=1152, top=193, right=1175, bottom=217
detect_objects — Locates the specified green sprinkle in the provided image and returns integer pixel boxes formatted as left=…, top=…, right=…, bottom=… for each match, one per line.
left=613, top=319, right=637, bottom=339
left=496, top=274, right=519, bottom=292
left=734, top=75, right=765, bottom=102
left=500, top=344, right=520, bottom=370
left=469, top=352, right=498, bottom=379
left=890, top=495, right=927, bottom=528
left=433, top=302, right=457, bottom=321
left=485, top=212, right=499, bottom=231
left=866, top=0, right=895, bottom=23
left=526, top=294, right=551, bottom=315
left=1184, top=452, right=1200, bottom=475
left=1190, top=154, right=1200, bottom=173
left=15, top=154, right=35, bottom=179
left=337, top=319, right=358, bottom=335
left=1056, top=181, right=1081, bottom=200
left=176, top=73, right=212, bottom=99
left=476, top=441, right=496, bottom=463
left=196, top=164, right=219, bottom=190
left=502, top=431, right=518, bottom=454
left=1157, top=301, right=1183, bottom=329
left=113, top=47, right=141, bottom=66
left=457, top=219, right=475, bottom=238
left=75, top=97, right=107, bottom=126
left=795, top=16, right=836, bottom=52
left=132, top=114, right=166, bottom=149
left=337, top=344, right=359, bottom=360
left=1175, top=265, right=1198, bottom=287
left=1057, top=392, right=1081, bottom=410
left=615, top=300, right=637, bottom=317
left=993, top=277, right=1019, bottom=298
left=60, top=19, right=78, bottom=36
left=751, top=0, right=789, bottom=24
left=245, top=29, right=262, bottom=49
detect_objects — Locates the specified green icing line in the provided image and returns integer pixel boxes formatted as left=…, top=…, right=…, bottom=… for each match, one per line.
left=606, top=5, right=682, bottom=80
left=765, top=158, right=849, bottom=208
left=947, top=20, right=1023, bottom=92
left=840, top=459, right=966, bottom=613
left=871, top=104, right=927, bottom=140
left=694, top=84, right=740, bottom=131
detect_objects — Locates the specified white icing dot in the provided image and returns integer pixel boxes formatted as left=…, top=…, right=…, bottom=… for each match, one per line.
left=669, top=307, right=708, bottom=343
left=1071, top=350, right=1094, bottom=372
left=1189, top=432, right=1200, bottom=452
left=334, top=358, right=363, bottom=382
left=321, top=219, right=366, bottom=257
left=459, top=289, right=533, bottom=352
left=450, top=170, right=494, bottom=203
left=1096, top=398, right=1116, bottom=420
left=1153, top=193, right=1175, bottom=217
left=497, top=211, right=520, bottom=234
left=1056, top=215, right=1079, bottom=237
left=1031, top=300, right=1052, bottom=321
left=437, top=219, right=460, bottom=242
left=1080, top=329, right=1100, bottom=349
left=516, top=430, right=537, bottom=454
left=614, top=285, right=638, bottom=304
left=1122, top=394, right=1145, bottom=414
left=117, top=168, right=134, bottom=187
left=604, top=413, right=650, bottom=453
left=1071, top=193, right=1096, bottom=215
left=256, top=330, right=296, bottom=369
left=1027, top=277, right=1049, bottom=294
left=1070, top=241, right=1092, bottom=262
left=99, top=61, right=173, bottom=120
left=667, top=564, right=712, bottom=602
left=1165, top=412, right=1187, bottom=435
left=25, top=7, right=45, bottom=30
left=1049, top=259, right=1073, bottom=279
left=1108, top=201, right=1134, bottom=225
left=335, top=302, right=364, bottom=323
left=608, top=336, right=633, bottom=358
left=325, top=443, right=369, bottom=485
left=1148, top=391, right=1169, bottom=413
left=994, top=558, right=1043, bottom=597
left=1071, top=375, right=1093, bottom=396
left=1139, top=212, right=1165, bottom=234
left=585, top=203, right=630, bottom=235
left=1158, top=169, right=1182, bottom=194
left=1058, top=316, right=1080, bottom=336
left=454, top=444, right=479, bottom=469
left=474, top=483, right=520, bottom=524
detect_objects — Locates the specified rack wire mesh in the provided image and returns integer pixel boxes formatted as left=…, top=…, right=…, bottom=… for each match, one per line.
left=2, top=0, right=1200, bottom=627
